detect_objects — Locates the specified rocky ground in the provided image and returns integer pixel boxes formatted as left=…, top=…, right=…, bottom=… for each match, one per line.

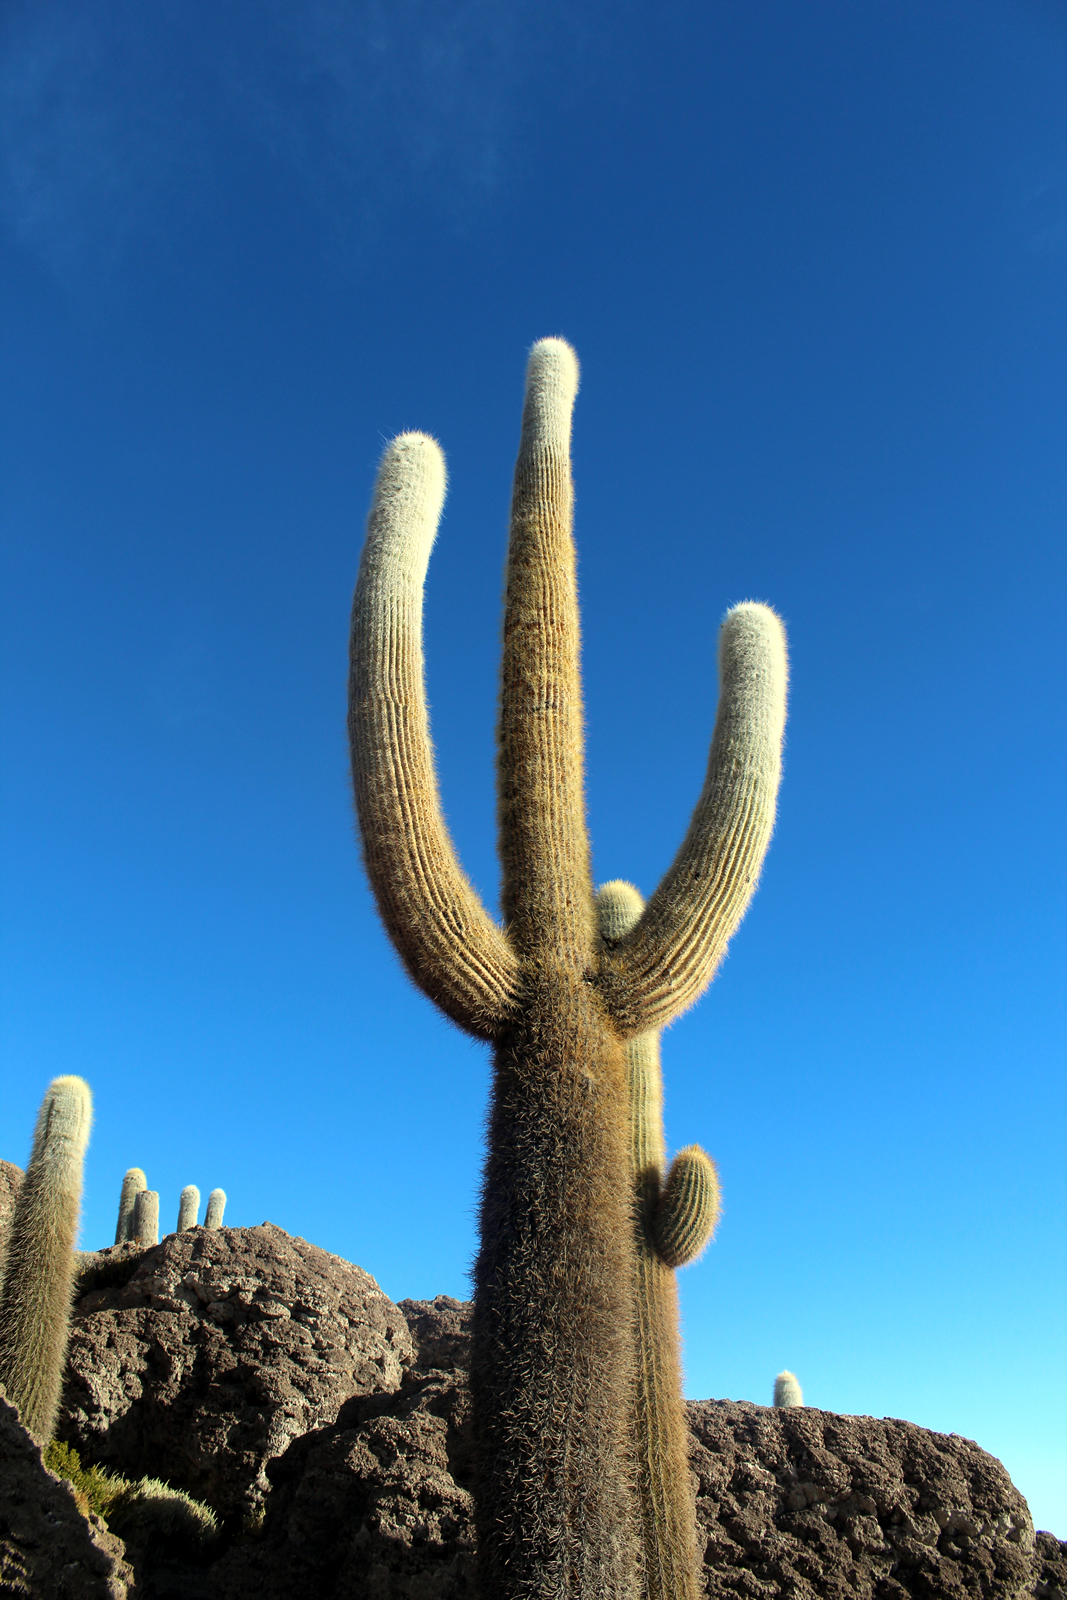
left=0, top=1218, right=1061, bottom=1598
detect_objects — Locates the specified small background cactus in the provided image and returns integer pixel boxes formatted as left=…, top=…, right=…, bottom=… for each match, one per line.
left=132, top=1189, right=159, bottom=1247
left=114, top=1168, right=147, bottom=1245
left=177, top=1185, right=200, bottom=1232
left=204, top=1189, right=226, bottom=1230
left=774, top=1370, right=803, bottom=1407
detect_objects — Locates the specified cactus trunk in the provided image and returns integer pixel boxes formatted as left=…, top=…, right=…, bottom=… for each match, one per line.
left=0, top=1076, right=92, bottom=1442
left=114, top=1168, right=147, bottom=1245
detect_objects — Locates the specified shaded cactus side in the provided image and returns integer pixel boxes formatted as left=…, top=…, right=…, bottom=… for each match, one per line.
left=597, top=882, right=721, bottom=1600
left=115, top=1168, right=147, bottom=1245
left=0, top=1076, right=93, bottom=1442
left=204, top=1189, right=226, bottom=1230
left=176, top=1185, right=200, bottom=1232
left=774, top=1370, right=803, bottom=1407
left=132, top=1190, right=159, bottom=1246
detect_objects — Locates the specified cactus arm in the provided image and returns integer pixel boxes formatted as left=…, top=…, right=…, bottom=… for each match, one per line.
left=599, top=602, right=788, bottom=1034
left=177, top=1185, right=200, bottom=1231
left=0, top=1076, right=92, bottom=1442
left=651, top=1146, right=720, bottom=1269
left=132, top=1189, right=159, bottom=1246
left=349, top=432, right=519, bottom=1040
left=497, top=339, right=592, bottom=961
left=774, top=1370, right=803, bottom=1407
left=203, top=1188, right=226, bottom=1230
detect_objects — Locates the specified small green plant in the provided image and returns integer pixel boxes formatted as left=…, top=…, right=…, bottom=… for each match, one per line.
left=44, top=1439, right=218, bottom=1548
left=774, top=1370, right=803, bottom=1407
left=114, top=1169, right=147, bottom=1245
left=0, top=1076, right=93, bottom=1442
left=44, top=1438, right=126, bottom=1520
left=176, top=1185, right=200, bottom=1231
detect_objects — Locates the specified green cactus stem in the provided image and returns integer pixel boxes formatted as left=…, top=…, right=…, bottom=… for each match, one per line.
left=204, top=1189, right=226, bottom=1230
left=176, top=1186, right=200, bottom=1232
left=132, top=1189, right=159, bottom=1246
left=597, top=882, right=721, bottom=1600
left=349, top=339, right=788, bottom=1597
left=774, top=1370, right=803, bottom=1407
left=114, top=1168, right=147, bottom=1245
left=0, top=1076, right=93, bottom=1442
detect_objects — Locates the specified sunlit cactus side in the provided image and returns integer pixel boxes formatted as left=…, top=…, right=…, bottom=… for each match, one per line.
left=176, top=1185, right=200, bottom=1232
left=774, top=1370, right=803, bottom=1407
left=114, top=1168, right=147, bottom=1245
left=204, top=1189, right=226, bottom=1230
left=132, top=1189, right=159, bottom=1246
left=0, top=1076, right=93, bottom=1442
left=349, top=340, right=788, bottom=1597
left=597, top=882, right=721, bottom=1600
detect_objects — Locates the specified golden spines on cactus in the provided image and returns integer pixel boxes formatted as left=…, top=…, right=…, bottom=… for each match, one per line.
left=0, top=1076, right=92, bottom=1443
left=349, top=341, right=787, bottom=1598
left=597, top=883, right=720, bottom=1600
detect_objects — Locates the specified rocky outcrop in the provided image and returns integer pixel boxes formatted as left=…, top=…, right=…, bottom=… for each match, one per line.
left=58, top=1223, right=413, bottom=1523
left=689, top=1398, right=1038, bottom=1600
left=209, top=1370, right=475, bottom=1599
left=0, top=1390, right=131, bottom=1599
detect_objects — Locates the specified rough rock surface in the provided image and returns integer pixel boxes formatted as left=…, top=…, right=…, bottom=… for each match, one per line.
left=58, top=1224, right=413, bottom=1523
left=0, top=1390, right=131, bottom=1599
left=209, top=1370, right=475, bottom=1599
left=397, top=1295, right=473, bottom=1375
left=689, top=1398, right=1039, bottom=1600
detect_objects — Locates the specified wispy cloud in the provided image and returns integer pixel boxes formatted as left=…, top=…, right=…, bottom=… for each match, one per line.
left=0, top=0, right=633, bottom=280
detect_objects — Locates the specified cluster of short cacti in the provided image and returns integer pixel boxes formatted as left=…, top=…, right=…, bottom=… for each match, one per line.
left=0, top=1076, right=93, bottom=1443
left=113, top=1171, right=227, bottom=1246
left=349, top=338, right=788, bottom=1597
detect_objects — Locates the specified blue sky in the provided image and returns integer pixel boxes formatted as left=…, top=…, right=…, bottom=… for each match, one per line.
left=2, top=0, right=1064, bottom=1537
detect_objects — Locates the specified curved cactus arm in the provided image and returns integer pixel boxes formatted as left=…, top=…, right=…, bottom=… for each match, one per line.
left=349, top=432, right=519, bottom=1041
left=599, top=602, right=788, bottom=1034
left=498, top=339, right=592, bottom=962
left=652, top=1145, right=720, bottom=1269
left=114, top=1167, right=147, bottom=1245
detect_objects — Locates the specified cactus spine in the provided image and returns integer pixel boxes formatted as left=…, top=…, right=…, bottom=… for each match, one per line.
left=204, top=1189, right=226, bottom=1230
left=115, top=1168, right=147, bottom=1245
left=597, top=882, right=721, bottom=1600
left=774, top=1370, right=803, bottom=1407
left=132, top=1189, right=159, bottom=1246
left=177, top=1185, right=200, bottom=1231
left=0, top=1076, right=93, bottom=1442
left=349, top=339, right=788, bottom=1596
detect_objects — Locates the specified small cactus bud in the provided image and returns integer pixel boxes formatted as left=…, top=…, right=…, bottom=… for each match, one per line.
left=132, top=1189, right=159, bottom=1246
left=773, top=1370, right=803, bottom=1408
left=204, top=1189, right=227, bottom=1230
left=176, top=1185, right=200, bottom=1231
left=115, top=1168, right=147, bottom=1245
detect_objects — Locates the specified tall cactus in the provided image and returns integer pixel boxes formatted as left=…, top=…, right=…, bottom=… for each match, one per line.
left=204, top=1189, right=226, bottom=1230
left=0, top=1076, right=93, bottom=1442
left=348, top=339, right=788, bottom=1596
left=115, top=1167, right=147, bottom=1245
left=177, top=1185, right=200, bottom=1232
left=596, top=881, right=720, bottom=1600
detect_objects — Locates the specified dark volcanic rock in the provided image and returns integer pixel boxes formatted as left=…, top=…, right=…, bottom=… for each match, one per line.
left=1034, top=1531, right=1067, bottom=1600
left=398, top=1296, right=473, bottom=1374
left=208, top=1369, right=475, bottom=1599
left=689, top=1398, right=1038, bottom=1600
left=0, top=1390, right=131, bottom=1599
left=58, top=1223, right=412, bottom=1523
